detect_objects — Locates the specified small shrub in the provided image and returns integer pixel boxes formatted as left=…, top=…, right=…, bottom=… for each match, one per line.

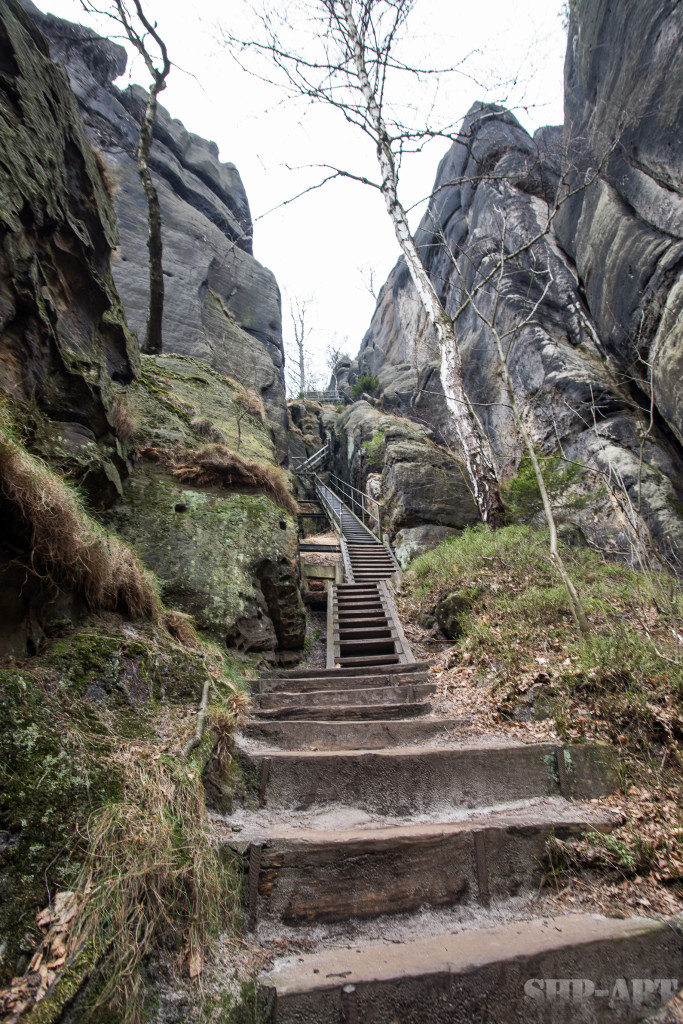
left=362, top=429, right=386, bottom=470
left=351, top=375, right=380, bottom=399
left=112, top=395, right=136, bottom=440
left=503, top=450, right=591, bottom=523
left=235, top=387, right=266, bottom=423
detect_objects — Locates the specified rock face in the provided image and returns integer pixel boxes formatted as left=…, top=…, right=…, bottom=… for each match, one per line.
left=0, top=0, right=139, bottom=503
left=104, top=355, right=306, bottom=657
left=22, top=1, right=289, bottom=460
left=353, top=0, right=683, bottom=558
left=557, top=0, right=683, bottom=449
left=331, top=402, right=479, bottom=539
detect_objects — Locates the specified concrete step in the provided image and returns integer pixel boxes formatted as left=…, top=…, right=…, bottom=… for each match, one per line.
left=250, top=700, right=430, bottom=722
left=258, top=914, right=683, bottom=1024
left=236, top=807, right=618, bottom=925
left=245, top=716, right=460, bottom=751
left=256, top=682, right=437, bottom=710
left=240, top=742, right=619, bottom=812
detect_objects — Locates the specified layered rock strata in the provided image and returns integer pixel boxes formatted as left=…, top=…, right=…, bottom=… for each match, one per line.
left=21, top=0, right=289, bottom=460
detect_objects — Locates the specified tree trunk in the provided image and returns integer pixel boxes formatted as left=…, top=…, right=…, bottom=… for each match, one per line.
left=137, top=86, right=164, bottom=356
left=340, top=0, right=503, bottom=525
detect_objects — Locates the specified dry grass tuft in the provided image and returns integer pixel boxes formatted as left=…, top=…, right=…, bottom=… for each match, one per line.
left=0, top=423, right=161, bottom=620
left=112, top=395, right=136, bottom=440
left=190, top=417, right=227, bottom=444
left=170, top=444, right=298, bottom=515
left=164, top=609, right=199, bottom=648
left=68, top=753, right=236, bottom=1023
left=235, top=386, right=266, bottom=423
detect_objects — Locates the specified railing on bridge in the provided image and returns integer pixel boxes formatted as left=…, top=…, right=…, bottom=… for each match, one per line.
left=293, top=443, right=330, bottom=477
left=298, top=388, right=354, bottom=405
left=327, top=473, right=381, bottom=538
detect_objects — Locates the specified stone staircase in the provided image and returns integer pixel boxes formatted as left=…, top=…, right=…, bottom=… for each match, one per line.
left=215, top=485, right=682, bottom=1022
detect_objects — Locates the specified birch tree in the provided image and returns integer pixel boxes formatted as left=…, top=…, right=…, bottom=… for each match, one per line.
left=81, top=0, right=170, bottom=355
left=224, top=0, right=504, bottom=524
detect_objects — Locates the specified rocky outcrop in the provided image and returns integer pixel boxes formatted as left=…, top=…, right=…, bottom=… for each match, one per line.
left=331, top=402, right=478, bottom=539
left=556, top=0, right=683, bottom=448
left=0, top=0, right=139, bottom=504
left=104, top=355, right=306, bottom=658
left=354, top=1, right=683, bottom=558
left=21, top=1, right=289, bottom=460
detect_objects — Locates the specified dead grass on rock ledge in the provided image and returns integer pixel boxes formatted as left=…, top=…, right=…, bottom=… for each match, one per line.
left=165, top=443, right=298, bottom=516
left=0, top=415, right=160, bottom=621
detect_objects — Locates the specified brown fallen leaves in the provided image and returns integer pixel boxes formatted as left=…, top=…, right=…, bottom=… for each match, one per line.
left=0, top=890, right=85, bottom=1022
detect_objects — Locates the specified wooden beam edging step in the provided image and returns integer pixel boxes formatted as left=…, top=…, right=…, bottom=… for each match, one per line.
left=377, top=579, right=414, bottom=664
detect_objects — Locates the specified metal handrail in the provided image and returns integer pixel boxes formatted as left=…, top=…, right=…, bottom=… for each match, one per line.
left=327, top=472, right=381, bottom=538
left=296, top=443, right=329, bottom=476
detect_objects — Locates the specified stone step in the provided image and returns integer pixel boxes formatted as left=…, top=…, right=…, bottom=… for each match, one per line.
left=250, top=700, right=430, bottom=722
left=258, top=914, right=683, bottom=1024
left=245, top=716, right=459, bottom=751
left=256, top=682, right=436, bottom=710
left=257, top=670, right=431, bottom=694
left=241, top=742, right=619, bottom=812
left=237, top=807, right=618, bottom=925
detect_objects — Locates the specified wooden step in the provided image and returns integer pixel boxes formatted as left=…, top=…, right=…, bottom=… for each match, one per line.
left=258, top=914, right=682, bottom=1024
left=240, top=742, right=620, bottom=812
left=336, top=654, right=401, bottom=667
left=257, top=671, right=430, bottom=695
left=235, top=807, right=618, bottom=925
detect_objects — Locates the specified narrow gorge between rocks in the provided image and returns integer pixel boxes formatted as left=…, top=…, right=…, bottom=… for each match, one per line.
left=0, top=0, right=681, bottom=1022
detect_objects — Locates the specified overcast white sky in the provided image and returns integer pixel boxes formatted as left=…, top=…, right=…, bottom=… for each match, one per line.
left=41, top=0, right=568, bottom=386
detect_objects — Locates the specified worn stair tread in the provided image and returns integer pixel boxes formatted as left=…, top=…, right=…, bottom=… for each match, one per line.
left=337, top=654, right=400, bottom=665
left=244, top=717, right=468, bottom=750
left=259, top=913, right=680, bottom=1001
left=219, top=804, right=619, bottom=847
left=240, top=740, right=620, bottom=809
left=257, top=683, right=436, bottom=710
left=249, top=700, right=431, bottom=722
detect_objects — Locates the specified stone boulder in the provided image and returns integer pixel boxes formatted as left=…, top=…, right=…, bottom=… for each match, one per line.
left=394, top=524, right=463, bottom=569
left=331, top=402, right=479, bottom=539
left=435, top=591, right=475, bottom=641
left=556, top=0, right=683, bottom=447
left=355, top=95, right=683, bottom=556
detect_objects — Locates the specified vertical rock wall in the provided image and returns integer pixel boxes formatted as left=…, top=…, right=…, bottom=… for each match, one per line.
left=21, top=1, right=290, bottom=460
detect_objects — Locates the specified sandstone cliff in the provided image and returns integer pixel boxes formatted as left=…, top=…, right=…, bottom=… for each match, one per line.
left=347, top=0, right=683, bottom=558
left=20, top=0, right=290, bottom=461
